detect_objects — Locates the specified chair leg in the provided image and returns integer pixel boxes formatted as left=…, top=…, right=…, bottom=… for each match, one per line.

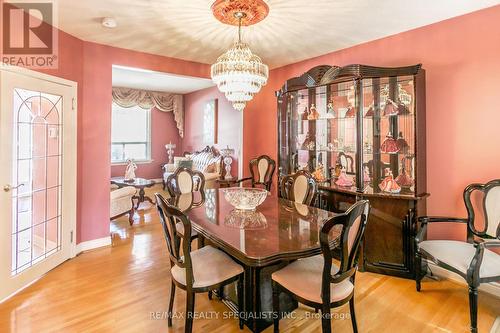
left=272, top=281, right=280, bottom=333
left=237, top=275, right=244, bottom=330
left=349, top=296, right=358, bottom=333
left=185, top=291, right=195, bottom=333
left=415, top=251, right=422, bottom=292
left=321, top=306, right=332, bottom=333
left=168, top=281, right=176, bottom=327
left=468, top=285, right=478, bottom=333
left=128, top=208, right=135, bottom=226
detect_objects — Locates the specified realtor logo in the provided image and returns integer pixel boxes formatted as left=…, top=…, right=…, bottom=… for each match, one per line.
left=1, top=1, right=58, bottom=68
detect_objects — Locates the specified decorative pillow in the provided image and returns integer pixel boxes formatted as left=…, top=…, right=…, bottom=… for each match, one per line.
left=175, top=159, right=193, bottom=169
left=204, top=162, right=217, bottom=173
left=174, top=156, right=189, bottom=164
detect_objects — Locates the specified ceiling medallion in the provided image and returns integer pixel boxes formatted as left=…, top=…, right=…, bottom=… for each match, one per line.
left=210, top=0, right=269, bottom=112
left=211, top=0, right=269, bottom=26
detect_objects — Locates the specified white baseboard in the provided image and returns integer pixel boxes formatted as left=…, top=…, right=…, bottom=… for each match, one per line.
left=425, top=260, right=500, bottom=298
left=76, top=236, right=111, bottom=254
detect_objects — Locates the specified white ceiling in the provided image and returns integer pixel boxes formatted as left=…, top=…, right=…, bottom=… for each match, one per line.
left=111, top=65, right=214, bottom=93
left=58, top=0, right=500, bottom=69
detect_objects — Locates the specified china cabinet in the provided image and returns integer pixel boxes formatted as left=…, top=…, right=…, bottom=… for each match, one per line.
left=276, top=64, right=428, bottom=279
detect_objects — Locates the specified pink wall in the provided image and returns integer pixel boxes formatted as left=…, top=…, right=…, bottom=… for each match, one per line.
left=110, top=107, right=182, bottom=179
left=184, top=86, right=242, bottom=177
left=243, top=5, right=500, bottom=240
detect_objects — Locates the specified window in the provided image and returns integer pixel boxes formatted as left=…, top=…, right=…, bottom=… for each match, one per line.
left=111, top=103, right=151, bottom=163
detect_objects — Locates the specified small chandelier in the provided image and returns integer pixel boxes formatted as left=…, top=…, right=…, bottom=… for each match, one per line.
left=211, top=0, right=269, bottom=112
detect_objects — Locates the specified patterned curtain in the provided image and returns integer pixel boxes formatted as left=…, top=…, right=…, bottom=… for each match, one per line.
left=112, top=87, right=184, bottom=137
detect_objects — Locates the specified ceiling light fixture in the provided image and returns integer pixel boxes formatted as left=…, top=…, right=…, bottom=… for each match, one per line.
left=210, top=0, right=269, bottom=112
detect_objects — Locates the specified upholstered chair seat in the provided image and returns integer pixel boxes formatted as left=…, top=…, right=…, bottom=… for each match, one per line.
left=419, top=240, right=500, bottom=278
left=155, top=193, right=245, bottom=332
left=272, top=200, right=370, bottom=333
left=415, top=179, right=500, bottom=333
left=171, top=245, right=244, bottom=288
left=272, top=255, right=354, bottom=303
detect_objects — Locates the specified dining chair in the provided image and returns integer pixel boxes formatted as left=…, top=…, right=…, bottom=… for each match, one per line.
left=235, top=155, right=276, bottom=191
left=280, top=170, right=317, bottom=205
left=166, top=167, right=205, bottom=196
left=272, top=200, right=370, bottom=333
left=170, top=192, right=206, bottom=242
left=415, top=179, right=500, bottom=333
left=155, top=193, right=245, bottom=333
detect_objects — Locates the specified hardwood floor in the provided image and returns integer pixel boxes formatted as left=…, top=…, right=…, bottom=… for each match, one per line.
left=1, top=187, right=499, bottom=332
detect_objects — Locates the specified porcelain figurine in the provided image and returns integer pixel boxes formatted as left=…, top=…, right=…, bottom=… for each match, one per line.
left=335, top=168, right=353, bottom=187
left=345, top=105, right=356, bottom=118
left=396, top=131, right=410, bottom=154
left=363, top=165, right=371, bottom=183
left=396, top=100, right=410, bottom=115
left=333, top=161, right=342, bottom=178
left=383, top=99, right=399, bottom=116
left=322, top=102, right=335, bottom=118
left=365, top=105, right=374, bottom=117
left=307, top=104, right=320, bottom=120
left=379, top=168, right=401, bottom=193
left=301, top=106, right=309, bottom=120
left=124, top=159, right=137, bottom=181
left=395, top=167, right=414, bottom=189
left=312, top=164, right=326, bottom=182
left=381, top=132, right=399, bottom=154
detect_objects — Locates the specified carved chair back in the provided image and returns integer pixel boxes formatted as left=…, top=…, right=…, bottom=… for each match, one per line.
left=155, top=193, right=194, bottom=287
left=337, top=152, right=355, bottom=175
left=280, top=170, right=317, bottom=205
left=249, top=155, right=276, bottom=191
left=172, top=191, right=206, bottom=213
left=166, top=167, right=205, bottom=196
left=319, top=200, right=370, bottom=304
left=464, top=179, right=500, bottom=241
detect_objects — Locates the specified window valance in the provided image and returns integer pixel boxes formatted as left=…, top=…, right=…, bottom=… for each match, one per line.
left=112, top=87, right=184, bottom=137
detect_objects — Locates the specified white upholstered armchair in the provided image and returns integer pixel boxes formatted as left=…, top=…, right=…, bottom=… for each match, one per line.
left=415, top=179, right=500, bottom=333
left=110, top=185, right=137, bottom=225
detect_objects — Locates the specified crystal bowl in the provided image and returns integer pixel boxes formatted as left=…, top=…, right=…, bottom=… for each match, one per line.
left=224, top=209, right=268, bottom=230
left=221, top=187, right=269, bottom=210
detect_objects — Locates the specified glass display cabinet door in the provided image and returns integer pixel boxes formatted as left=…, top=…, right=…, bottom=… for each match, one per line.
left=363, top=75, right=416, bottom=195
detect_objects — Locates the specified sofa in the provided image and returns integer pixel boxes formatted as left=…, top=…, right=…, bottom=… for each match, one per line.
left=110, top=185, right=137, bottom=225
left=162, top=146, right=224, bottom=189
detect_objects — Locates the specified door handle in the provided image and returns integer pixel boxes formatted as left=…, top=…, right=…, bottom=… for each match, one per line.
left=3, top=183, right=24, bottom=192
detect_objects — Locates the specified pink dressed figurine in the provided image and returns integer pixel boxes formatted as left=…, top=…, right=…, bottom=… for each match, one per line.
left=383, top=99, right=399, bottom=116
left=395, top=167, right=414, bottom=189
left=396, top=131, right=410, bottom=154
left=379, top=168, right=401, bottom=193
left=381, top=132, right=399, bottom=154
left=335, top=168, right=353, bottom=187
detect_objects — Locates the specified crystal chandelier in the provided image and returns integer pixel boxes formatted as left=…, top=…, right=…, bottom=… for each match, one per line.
left=211, top=1, right=269, bottom=112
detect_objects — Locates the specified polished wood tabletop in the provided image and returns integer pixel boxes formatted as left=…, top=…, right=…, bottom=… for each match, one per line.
left=168, top=189, right=341, bottom=267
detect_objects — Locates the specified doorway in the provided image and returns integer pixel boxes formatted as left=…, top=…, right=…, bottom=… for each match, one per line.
left=0, top=66, right=77, bottom=301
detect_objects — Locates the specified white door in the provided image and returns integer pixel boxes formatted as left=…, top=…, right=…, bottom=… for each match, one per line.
left=0, top=66, right=77, bottom=302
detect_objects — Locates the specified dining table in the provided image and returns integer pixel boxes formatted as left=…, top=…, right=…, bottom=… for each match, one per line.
left=167, top=189, right=342, bottom=333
